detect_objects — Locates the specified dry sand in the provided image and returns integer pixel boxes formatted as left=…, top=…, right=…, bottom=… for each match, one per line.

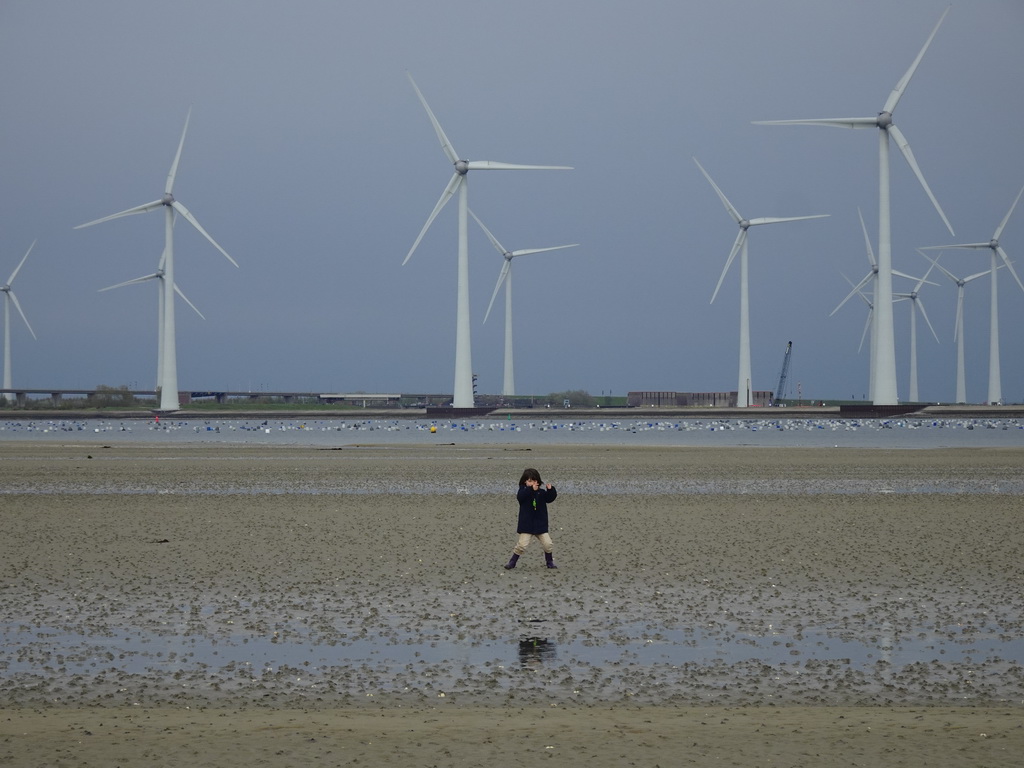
left=1, top=441, right=1022, bottom=766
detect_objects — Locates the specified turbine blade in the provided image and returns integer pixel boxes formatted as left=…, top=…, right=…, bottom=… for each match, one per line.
left=468, top=209, right=578, bottom=260
left=996, top=245, right=1024, bottom=293
left=831, top=273, right=873, bottom=316
left=831, top=273, right=858, bottom=317
left=98, top=273, right=161, bottom=291
left=465, top=161, right=572, bottom=171
left=468, top=208, right=507, bottom=256
left=893, top=269, right=938, bottom=287
left=858, top=307, right=873, bottom=353
left=407, top=73, right=460, bottom=165
left=711, top=229, right=746, bottom=304
left=167, top=107, right=192, bottom=196
left=747, top=214, right=829, bottom=226
left=920, top=242, right=989, bottom=251
left=693, top=157, right=742, bottom=224
left=404, top=173, right=462, bottom=265
left=914, top=260, right=937, bottom=292
left=883, top=6, right=950, bottom=115
left=889, top=124, right=955, bottom=236
left=170, top=200, right=239, bottom=268
left=510, top=244, right=579, bottom=257
left=483, top=260, right=511, bottom=324
left=837, top=270, right=857, bottom=291
left=858, top=207, right=876, bottom=267
left=993, top=184, right=1024, bottom=241
left=75, top=200, right=165, bottom=228
left=963, top=268, right=992, bottom=283
left=752, top=117, right=878, bottom=129
left=923, top=249, right=993, bottom=285
left=7, top=291, right=36, bottom=340
left=6, top=240, right=35, bottom=285
left=954, top=288, right=964, bottom=342
left=918, top=250, right=955, bottom=282
left=174, top=283, right=206, bottom=320
left=916, top=298, right=939, bottom=343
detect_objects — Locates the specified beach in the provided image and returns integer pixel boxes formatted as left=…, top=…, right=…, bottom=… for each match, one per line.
left=1, top=441, right=1022, bottom=765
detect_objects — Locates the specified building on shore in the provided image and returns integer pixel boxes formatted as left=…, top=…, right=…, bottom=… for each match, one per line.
left=627, top=390, right=774, bottom=408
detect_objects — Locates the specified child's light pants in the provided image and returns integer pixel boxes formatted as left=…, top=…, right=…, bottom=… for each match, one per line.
left=514, top=532, right=553, bottom=556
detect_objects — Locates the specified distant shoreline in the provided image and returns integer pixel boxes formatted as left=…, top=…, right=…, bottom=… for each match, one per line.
left=2, top=404, right=1024, bottom=420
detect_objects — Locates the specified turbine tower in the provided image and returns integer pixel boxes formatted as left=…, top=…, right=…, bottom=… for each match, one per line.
left=470, top=210, right=578, bottom=397
left=893, top=263, right=938, bottom=402
left=98, top=248, right=206, bottom=391
left=832, top=210, right=932, bottom=401
left=921, top=252, right=991, bottom=404
left=403, top=74, right=571, bottom=408
left=694, top=157, right=828, bottom=407
left=76, top=109, right=238, bottom=412
left=2, top=241, right=37, bottom=390
left=755, top=7, right=954, bottom=405
left=921, top=185, right=1023, bottom=405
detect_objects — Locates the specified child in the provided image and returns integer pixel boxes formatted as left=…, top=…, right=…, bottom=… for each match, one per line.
left=504, top=467, right=558, bottom=569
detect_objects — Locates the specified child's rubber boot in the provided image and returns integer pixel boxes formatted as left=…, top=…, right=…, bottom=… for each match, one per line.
left=545, top=552, right=558, bottom=569
left=504, top=554, right=520, bottom=570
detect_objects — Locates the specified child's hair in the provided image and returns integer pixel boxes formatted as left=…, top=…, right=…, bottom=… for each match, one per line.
left=519, top=467, right=542, bottom=486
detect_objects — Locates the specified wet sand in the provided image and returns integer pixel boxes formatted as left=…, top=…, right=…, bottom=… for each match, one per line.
left=1, top=442, right=1022, bottom=766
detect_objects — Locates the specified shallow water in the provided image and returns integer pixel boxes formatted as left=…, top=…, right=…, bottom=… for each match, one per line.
left=2, top=415, right=1024, bottom=449
left=4, top=611, right=1021, bottom=706
left=4, top=473, right=1024, bottom=496
left=5, top=618, right=1020, bottom=676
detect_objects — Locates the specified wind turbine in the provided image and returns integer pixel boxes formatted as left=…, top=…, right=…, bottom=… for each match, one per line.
left=403, top=73, right=571, bottom=408
left=832, top=210, right=933, bottom=312
left=470, top=209, right=578, bottom=397
left=893, top=262, right=938, bottom=402
left=920, top=252, right=991, bottom=404
left=98, top=247, right=206, bottom=391
left=2, top=240, right=37, bottom=390
left=833, top=271, right=876, bottom=399
left=75, top=109, right=237, bottom=412
left=755, top=7, right=955, bottom=405
left=921, top=185, right=1023, bottom=405
left=694, top=157, right=828, bottom=407
left=831, top=211, right=883, bottom=399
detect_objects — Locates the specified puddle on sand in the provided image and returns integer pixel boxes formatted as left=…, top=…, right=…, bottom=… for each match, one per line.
left=4, top=619, right=1021, bottom=677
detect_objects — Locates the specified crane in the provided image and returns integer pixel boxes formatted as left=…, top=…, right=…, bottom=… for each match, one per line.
left=774, top=341, right=792, bottom=405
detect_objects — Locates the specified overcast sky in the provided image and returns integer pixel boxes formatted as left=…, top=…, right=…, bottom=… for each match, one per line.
left=1, top=0, right=1022, bottom=403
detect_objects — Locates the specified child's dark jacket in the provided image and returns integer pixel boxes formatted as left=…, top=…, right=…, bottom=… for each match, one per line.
left=516, top=485, right=557, bottom=534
